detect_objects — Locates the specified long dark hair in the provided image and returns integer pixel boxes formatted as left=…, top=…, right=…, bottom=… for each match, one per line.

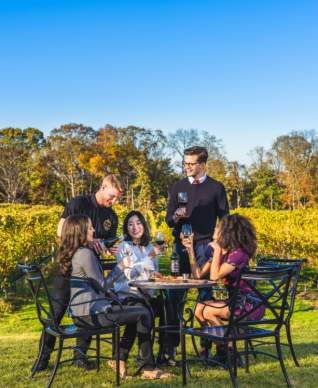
left=123, top=210, right=151, bottom=246
left=216, top=214, right=257, bottom=258
left=57, top=215, right=91, bottom=276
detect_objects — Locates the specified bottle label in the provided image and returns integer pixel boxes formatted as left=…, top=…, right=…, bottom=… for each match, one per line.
left=171, top=260, right=179, bottom=274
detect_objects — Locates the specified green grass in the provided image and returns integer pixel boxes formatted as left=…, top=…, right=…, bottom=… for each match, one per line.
left=1, top=295, right=317, bottom=387
left=0, top=258, right=317, bottom=387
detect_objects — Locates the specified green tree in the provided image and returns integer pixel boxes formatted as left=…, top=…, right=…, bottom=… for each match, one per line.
left=0, top=127, right=45, bottom=203
left=44, top=123, right=97, bottom=201
left=271, top=131, right=318, bottom=209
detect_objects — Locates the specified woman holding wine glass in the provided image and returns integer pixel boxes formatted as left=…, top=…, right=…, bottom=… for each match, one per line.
left=114, top=210, right=164, bottom=297
left=113, top=211, right=172, bottom=367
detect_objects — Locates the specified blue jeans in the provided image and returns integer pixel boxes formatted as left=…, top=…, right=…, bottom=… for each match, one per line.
left=165, top=239, right=212, bottom=348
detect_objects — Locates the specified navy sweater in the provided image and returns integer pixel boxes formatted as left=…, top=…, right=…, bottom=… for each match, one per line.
left=166, top=176, right=229, bottom=242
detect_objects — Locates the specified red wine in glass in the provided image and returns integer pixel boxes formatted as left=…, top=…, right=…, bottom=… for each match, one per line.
left=178, top=192, right=188, bottom=207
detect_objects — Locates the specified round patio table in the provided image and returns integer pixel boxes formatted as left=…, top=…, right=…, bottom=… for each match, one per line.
left=129, top=278, right=218, bottom=365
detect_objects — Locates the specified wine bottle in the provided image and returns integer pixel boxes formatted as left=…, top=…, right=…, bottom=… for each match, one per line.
left=102, top=236, right=121, bottom=248
left=170, top=244, right=180, bottom=277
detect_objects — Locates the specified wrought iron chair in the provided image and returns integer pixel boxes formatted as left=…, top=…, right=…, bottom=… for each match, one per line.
left=18, top=263, right=122, bottom=387
left=254, top=257, right=305, bottom=367
left=180, top=267, right=294, bottom=388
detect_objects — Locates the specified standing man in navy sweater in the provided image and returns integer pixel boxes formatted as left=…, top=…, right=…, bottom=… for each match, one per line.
left=165, top=146, right=229, bottom=361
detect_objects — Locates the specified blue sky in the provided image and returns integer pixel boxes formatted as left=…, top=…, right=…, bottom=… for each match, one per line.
left=1, top=0, right=317, bottom=164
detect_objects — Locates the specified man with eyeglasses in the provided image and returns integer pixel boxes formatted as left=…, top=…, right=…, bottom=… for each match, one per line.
left=32, top=174, right=124, bottom=373
left=164, top=146, right=229, bottom=363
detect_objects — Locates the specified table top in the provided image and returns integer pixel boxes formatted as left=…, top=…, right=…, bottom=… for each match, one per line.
left=129, top=278, right=217, bottom=290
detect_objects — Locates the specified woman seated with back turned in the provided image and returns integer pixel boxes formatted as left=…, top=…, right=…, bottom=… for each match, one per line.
left=181, top=213, right=264, bottom=363
left=58, top=214, right=171, bottom=379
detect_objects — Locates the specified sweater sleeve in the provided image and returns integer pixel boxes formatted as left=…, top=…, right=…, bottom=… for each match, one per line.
left=216, top=183, right=229, bottom=220
left=78, top=248, right=122, bottom=291
left=166, top=184, right=178, bottom=227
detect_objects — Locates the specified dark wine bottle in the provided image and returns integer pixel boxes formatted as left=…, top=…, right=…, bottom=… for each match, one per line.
left=170, top=245, right=180, bottom=277
left=102, top=236, right=121, bottom=248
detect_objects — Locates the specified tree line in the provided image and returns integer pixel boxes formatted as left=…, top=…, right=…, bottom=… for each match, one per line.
left=1, top=124, right=317, bottom=210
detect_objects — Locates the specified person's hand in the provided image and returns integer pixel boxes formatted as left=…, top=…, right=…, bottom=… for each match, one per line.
left=118, top=256, right=132, bottom=270
left=173, top=207, right=187, bottom=222
left=209, top=240, right=222, bottom=254
left=89, top=239, right=104, bottom=255
left=151, top=243, right=165, bottom=257
left=153, top=271, right=163, bottom=278
left=108, top=244, right=119, bottom=256
left=180, top=232, right=194, bottom=251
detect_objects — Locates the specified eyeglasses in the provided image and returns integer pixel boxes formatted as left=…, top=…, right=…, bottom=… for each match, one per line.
left=183, top=161, right=200, bottom=167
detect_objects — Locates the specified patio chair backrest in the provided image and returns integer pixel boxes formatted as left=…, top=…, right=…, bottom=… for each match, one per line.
left=257, top=257, right=304, bottom=321
left=225, top=267, right=294, bottom=337
left=17, top=264, right=61, bottom=332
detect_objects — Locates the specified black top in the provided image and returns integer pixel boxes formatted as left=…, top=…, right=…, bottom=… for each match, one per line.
left=166, top=176, right=229, bottom=242
left=61, top=194, right=118, bottom=239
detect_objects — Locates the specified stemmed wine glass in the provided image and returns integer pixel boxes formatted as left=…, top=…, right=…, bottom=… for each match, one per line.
left=177, top=192, right=188, bottom=207
left=154, top=231, right=165, bottom=257
left=181, top=224, right=192, bottom=251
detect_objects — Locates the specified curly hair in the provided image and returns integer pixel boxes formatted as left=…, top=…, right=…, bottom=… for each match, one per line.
left=57, top=215, right=91, bottom=276
left=122, top=210, right=151, bottom=246
left=215, top=214, right=257, bottom=258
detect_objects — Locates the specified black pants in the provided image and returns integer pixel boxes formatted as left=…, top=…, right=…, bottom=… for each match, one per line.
left=39, top=274, right=91, bottom=360
left=119, top=294, right=171, bottom=363
left=73, top=304, right=155, bottom=368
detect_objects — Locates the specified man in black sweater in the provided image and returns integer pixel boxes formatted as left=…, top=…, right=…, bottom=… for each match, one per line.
left=164, top=146, right=229, bottom=361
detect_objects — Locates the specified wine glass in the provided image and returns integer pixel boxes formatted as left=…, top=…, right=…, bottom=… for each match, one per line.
left=181, top=223, right=192, bottom=238
left=181, top=224, right=192, bottom=252
left=155, top=231, right=165, bottom=257
left=177, top=192, right=188, bottom=207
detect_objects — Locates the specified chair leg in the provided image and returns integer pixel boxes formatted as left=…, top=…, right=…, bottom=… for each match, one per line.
left=244, top=340, right=249, bottom=373
left=47, top=337, right=63, bottom=388
left=115, top=326, right=120, bottom=386
left=275, top=334, right=291, bottom=388
left=96, top=335, right=100, bottom=372
left=248, top=339, right=257, bottom=359
left=181, top=331, right=187, bottom=385
left=31, top=330, right=46, bottom=377
left=226, top=345, right=238, bottom=388
left=112, top=330, right=116, bottom=359
left=232, top=342, right=238, bottom=378
left=285, top=323, right=300, bottom=367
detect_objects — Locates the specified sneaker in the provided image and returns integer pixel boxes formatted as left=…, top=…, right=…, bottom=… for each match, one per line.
left=157, top=347, right=178, bottom=367
left=72, top=358, right=96, bottom=370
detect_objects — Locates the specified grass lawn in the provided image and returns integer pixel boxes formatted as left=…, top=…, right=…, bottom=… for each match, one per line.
left=0, top=260, right=317, bottom=387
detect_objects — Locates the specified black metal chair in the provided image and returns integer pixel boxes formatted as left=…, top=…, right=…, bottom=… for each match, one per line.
left=180, top=267, right=294, bottom=388
left=18, top=263, right=121, bottom=388
left=255, top=257, right=305, bottom=367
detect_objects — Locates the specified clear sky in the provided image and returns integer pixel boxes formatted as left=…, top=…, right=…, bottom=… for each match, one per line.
left=1, top=0, right=317, bottom=164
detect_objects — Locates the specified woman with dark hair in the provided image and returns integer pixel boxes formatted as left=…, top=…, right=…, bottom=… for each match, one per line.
left=59, top=214, right=171, bottom=379
left=182, top=213, right=263, bottom=362
left=114, top=210, right=173, bottom=364
left=114, top=210, right=163, bottom=298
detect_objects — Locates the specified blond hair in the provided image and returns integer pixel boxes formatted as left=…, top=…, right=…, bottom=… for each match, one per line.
left=101, top=174, right=125, bottom=193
